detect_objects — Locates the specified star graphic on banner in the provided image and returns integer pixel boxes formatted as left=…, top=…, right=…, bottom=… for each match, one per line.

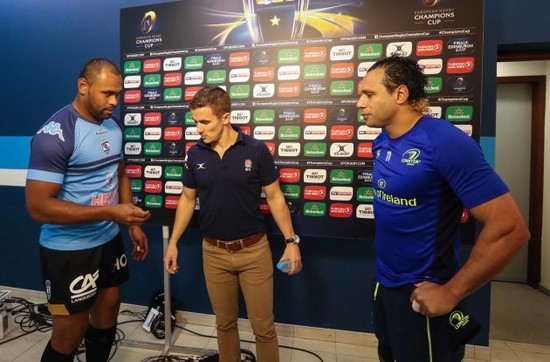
left=270, top=15, right=281, bottom=26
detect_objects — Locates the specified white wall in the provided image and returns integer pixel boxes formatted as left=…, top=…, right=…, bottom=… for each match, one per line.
left=496, top=61, right=550, bottom=291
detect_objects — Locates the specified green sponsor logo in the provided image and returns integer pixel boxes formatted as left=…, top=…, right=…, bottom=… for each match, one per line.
left=446, top=105, right=473, bottom=122
left=164, top=88, right=182, bottom=102
left=356, top=186, right=375, bottom=202
left=130, top=179, right=142, bottom=192
left=303, top=64, right=327, bottom=79
left=185, top=112, right=195, bottom=125
left=206, top=69, right=227, bottom=84
left=253, top=109, right=275, bottom=123
left=278, top=125, right=300, bottom=140
left=229, top=84, right=250, bottom=99
left=165, top=166, right=183, bottom=179
left=185, top=55, right=204, bottom=69
left=280, top=184, right=301, bottom=199
left=144, top=142, right=162, bottom=156
left=425, top=77, right=442, bottom=94
left=330, top=169, right=353, bottom=184
left=330, top=80, right=354, bottom=96
left=357, top=109, right=365, bottom=123
left=278, top=48, right=300, bottom=63
left=143, top=74, right=161, bottom=87
left=358, top=44, right=383, bottom=59
left=303, top=202, right=326, bottom=217
left=303, top=142, right=327, bottom=157
left=124, top=60, right=141, bottom=74
left=125, top=127, right=142, bottom=141
left=145, top=195, right=163, bottom=208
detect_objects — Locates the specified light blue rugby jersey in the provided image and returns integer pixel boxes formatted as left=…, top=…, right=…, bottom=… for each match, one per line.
left=27, top=104, right=123, bottom=250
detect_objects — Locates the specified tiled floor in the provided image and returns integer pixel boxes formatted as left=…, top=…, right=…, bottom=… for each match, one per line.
left=0, top=282, right=549, bottom=361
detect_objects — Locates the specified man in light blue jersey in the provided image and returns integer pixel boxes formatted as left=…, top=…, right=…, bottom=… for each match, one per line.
left=356, top=55, right=529, bottom=362
left=26, top=58, right=151, bottom=362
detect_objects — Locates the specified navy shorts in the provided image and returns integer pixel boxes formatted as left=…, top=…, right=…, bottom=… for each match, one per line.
left=372, top=282, right=479, bottom=362
left=39, top=233, right=129, bottom=315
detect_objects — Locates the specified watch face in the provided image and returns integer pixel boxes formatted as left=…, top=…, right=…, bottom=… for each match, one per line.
left=287, top=235, right=300, bottom=244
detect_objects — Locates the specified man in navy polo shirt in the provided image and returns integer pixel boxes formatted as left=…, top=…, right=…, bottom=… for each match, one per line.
left=164, top=86, right=301, bottom=362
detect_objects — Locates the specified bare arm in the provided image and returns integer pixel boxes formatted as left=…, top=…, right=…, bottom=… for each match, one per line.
left=163, top=186, right=197, bottom=274
left=411, top=192, right=529, bottom=316
left=264, top=180, right=302, bottom=275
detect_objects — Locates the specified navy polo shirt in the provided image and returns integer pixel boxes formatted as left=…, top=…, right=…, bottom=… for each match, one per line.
left=183, top=127, right=279, bottom=240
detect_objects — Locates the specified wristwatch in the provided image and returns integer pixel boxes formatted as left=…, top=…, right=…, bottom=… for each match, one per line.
left=284, top=235, right=300, bottom=244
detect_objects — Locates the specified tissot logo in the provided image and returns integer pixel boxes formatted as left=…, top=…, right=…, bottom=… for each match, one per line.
left=144, top=165, right=162, bottom=179
left=330, top=63, right=354, bottom=79
left=356, top=204, right=374, bottom=219
left=229, top=52, right=250, bottom=67
left=124, top=90, right=141, bottom=104
left=165, top=196, right=180, bottom=209
left=418, top=58, right=443, bottom=75
left=253, top=83, right=275, bottom=98
left=253, top=126, right=275, bottom=140
left=357, top=125, right=381, bottom=140
left=124, top=113, right=142, bottom=126
left=330, top=187, right=353, bottom=201
left=357, top=61, right=376, bottom=77
left=303, top=169, right=327, bottom=184
left=164, top=57, right=182, bottom=71
left=231, top=110, right=251, bottom=124
left=144, top=112, right=161, bottom=126
left=144, top=127, right=162, bottom=140
left=164, top=181, right=183, bottom=195
left=330, top=143, right=354, bottom=157
left=144, top=180, right=163, bottom=193
left=185, top=127, right=200, bottom=140
left=428, top=106, right=442, bottom=118
left=330, top=125, right=354, bottom=140
left=303, top=47, right=327, bottom=62
left=164, top=127, right=183, bottom=140
left=446, top=57, right=475, bottom=74
left=304, top=108, right=327, bottom=123
left=278, top=142, right=301, bottom=157
left=124, top=142, right=142, bottom=155
left=303, top=125, right=327, bottom=140
left=278, top=82, right=300, bottom=97
left=143, top=59, right=161, bottom=73
left=455, top=124, right=472, bottom=137
left=125, top=165, right=142, bottom=178
left=278, top=65, right=300, bottom=81
left=329, top=203, right=353, bottom=218
left=253, top=67, right=275, bottom=82
left=303, top=186, right=326, bottom=200
left=229, top=68, right=251, bottom=83
left=279, top=168, right=301, bottom=183
left=124, top=75, right=141, bottom=89
left=206, top=54, right=227, bottom=68
left=416, top=40, right=443, bottom=57
left=357, top=142, right=373, bottom=158
left=386, top=42, right=413, bottom=57
left=330, top=45, right=354, bottom=61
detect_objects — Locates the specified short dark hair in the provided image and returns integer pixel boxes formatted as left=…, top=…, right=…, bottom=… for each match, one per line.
left=79, top=58, right=120, bottom=85
left=189, top=86, right=231, bottom=118
left=369, top=55, right=428, bottom=106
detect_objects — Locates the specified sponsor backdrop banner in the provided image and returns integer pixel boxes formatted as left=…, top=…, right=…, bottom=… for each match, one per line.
left=120, top=0, right=483, bottom=239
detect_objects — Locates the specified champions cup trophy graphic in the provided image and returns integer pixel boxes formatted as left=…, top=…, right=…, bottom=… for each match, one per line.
left=243, top=0, right=309, bottom=42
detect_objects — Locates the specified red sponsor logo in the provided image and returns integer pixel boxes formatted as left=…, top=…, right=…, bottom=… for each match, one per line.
left=253, top=67, right=275, bottom=82
left=357, top=142, right=373, bottom=158
left=164, top=127, right=183, bottom=140
left=125, top=165, right=142, bottom=178
left=278, top=82, right=300, bottom=97
left=330, top=125, right=354, bottom=140
left=304, top=185, right=326, bottom=200
left=279, top=168, right=301, bottom=183
left=304, top=108, right=327, bottom=123
left=229, top=52, right=250, bottom=67
left=144, top=180, right=163, bottom=193
left=143, top=59, right=161, bottom=73
left=329, top=203, right=353, bottom=218
left=185, top=86, right=203, bottom=100
left=185, top=142, right=196, bottom=154
left=461, top=209, right=470, bottom=223
left=446, top=57, right=474, bottom=74
left=124, top=90, right=141, bottom=104
left=330, top=63, right=354, bottom=78
left=416, top=40, right=443, bottom=56
left=144, top=112, right=162, bottom=126
left=303, top=47, right=327, bottom=62
left=265, top=142, right=276, bottom=155
left=260, top=200, right=271, bottom=214
left=165, top=196, right=180, bottom=209
left=163, top=72, right=182, bottom=86
left=240, top=126, right=251, bottom=135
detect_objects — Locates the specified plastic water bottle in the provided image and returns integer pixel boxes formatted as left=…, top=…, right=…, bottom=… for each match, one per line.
left=277, top=259, right=292, bottom=273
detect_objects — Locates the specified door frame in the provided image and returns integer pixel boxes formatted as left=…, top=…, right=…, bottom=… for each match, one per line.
left=496, top=75, right=545, bottom=288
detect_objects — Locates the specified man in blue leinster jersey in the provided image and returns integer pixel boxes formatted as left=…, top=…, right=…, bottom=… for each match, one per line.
left=357, top=55, right=529, bottom=362
left=26, top=58, right=151, bottom=362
